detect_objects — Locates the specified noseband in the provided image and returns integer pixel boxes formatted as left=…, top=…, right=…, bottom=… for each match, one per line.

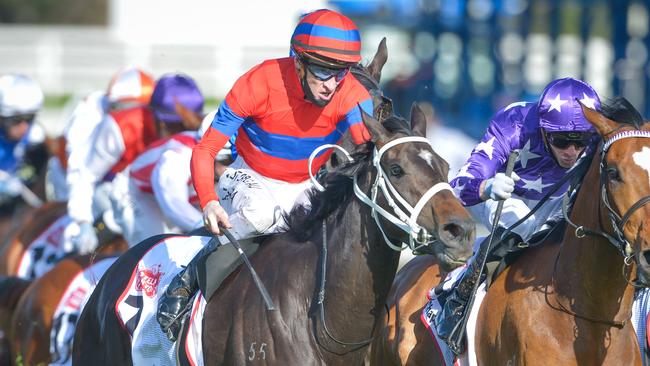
left=566, top=130, right=650, bottom=259
left=308, top=137, right=451, bottom=253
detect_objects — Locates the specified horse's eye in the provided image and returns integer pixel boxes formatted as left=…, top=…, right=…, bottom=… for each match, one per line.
left=389, top=164, right=404, bottom=178
left=607, top=167, right=621, bottom=182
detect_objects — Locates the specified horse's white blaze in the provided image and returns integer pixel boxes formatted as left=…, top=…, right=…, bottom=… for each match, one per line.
left=633, top=146, right=650, bottom=187
left=418, top=149, right=435, bottom=170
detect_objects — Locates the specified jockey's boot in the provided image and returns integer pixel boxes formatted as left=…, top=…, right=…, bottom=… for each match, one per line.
left=434, top=228, right=523, bottom=355
left=157, top=239, right=218, bottom=341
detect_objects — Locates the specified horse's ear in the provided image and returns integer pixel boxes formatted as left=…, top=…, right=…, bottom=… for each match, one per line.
left=579, top=100, right=618, bottom=137
left=367, top=38, right=388, bottom=83
left=410, top=102, right=427, bottom=137
left=372, top=94, right=393, bottom=121
left=361, top=105, right=387, bottom=145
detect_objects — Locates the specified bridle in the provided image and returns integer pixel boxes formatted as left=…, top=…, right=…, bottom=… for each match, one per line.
left=308, top=136, right=452, bottom=350
left=551, top=129, right=650, bottom=325
left=564, top=130, right=650, bottom=260
left=309, top=137, right=452, bottom=253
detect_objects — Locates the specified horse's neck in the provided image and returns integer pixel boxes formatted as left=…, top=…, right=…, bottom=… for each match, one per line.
left=555, top=159, right=635, bottom=323
left=319, top=181, right=401, bottom=340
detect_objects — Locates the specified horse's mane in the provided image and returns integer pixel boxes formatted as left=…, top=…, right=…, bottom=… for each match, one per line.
left=351, top=64, right=380, bottom=93
left=600, top=96, right=644, bottom=128
left=285, top=114, right=412, bottom=242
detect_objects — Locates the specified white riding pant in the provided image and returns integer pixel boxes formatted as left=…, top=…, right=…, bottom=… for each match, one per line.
left=110, top=172, right=199, bottom=247
left=217, top=156, right=313, bottom=240
left=467, top=194, right=563, bottom=242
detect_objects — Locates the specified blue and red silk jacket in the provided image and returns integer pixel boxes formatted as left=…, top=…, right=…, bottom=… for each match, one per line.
left=191, top=57, right=373, bottom=208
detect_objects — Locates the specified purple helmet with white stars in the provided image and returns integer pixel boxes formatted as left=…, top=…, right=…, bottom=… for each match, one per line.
left=538, top=77, right=600, bottom=132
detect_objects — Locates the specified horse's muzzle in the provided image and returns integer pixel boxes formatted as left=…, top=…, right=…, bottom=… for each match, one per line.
left=432, top=218, right=475, bottom=271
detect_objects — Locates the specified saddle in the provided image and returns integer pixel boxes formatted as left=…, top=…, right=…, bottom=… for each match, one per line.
left=485, top=219, right=567, bottom=287
left=189, top=227, right=268, bottom=302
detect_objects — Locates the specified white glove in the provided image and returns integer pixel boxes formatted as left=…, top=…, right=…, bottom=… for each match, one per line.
left=483, top=172, right=520, bottom=201
left=63, top=221, right=98, bottom=255
left=0, top=175, right=23, bottom=198
left=203, top=200, right=231, bottom=235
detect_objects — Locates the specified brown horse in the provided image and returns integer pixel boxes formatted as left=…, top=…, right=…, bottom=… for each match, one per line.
left=368, top=255, right=447, bottom=365
left=0, top=201, right=67, bottom=276
left=0, top=201, right=127, bottom=366
left=73, top=67, right=475, bottom=366
left=370, top=97, right=650, bottom=365
left=8, top=253, right=118, bottom=366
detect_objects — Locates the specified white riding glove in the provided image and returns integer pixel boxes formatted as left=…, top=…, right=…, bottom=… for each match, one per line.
left=63, top=221, right=98, bottom=255
left=202, top=200, right=231, bottom=235
left=483, top=172, right=520, bottom=201
left=0, top=175, right=23, bottom=199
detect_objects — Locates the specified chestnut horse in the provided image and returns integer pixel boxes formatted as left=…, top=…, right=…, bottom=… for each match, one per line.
left=0, top=201, right=127, bottom=365
left=73, top=87, right=475, bottom=366
left=368, top=255, right=447, bottom=365
left=370, top=97, right=650, bottom=365
left=9, top=254, right=117, bottom=366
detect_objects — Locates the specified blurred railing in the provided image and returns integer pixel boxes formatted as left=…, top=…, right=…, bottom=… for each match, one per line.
left=0, top=25, right=287, bottom=98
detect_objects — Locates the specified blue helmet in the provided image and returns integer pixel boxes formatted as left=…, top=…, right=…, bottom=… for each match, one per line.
left=538, top=77, right=600, bottom=132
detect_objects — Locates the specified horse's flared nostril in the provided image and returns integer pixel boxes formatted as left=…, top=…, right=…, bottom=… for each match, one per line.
left=443, top=223, right=464, bottom=241
left=440, top=219, right=474, bottom=243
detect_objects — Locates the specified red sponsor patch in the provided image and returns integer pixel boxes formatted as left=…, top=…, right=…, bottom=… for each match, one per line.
left=136, top=264, right=165, bottom=298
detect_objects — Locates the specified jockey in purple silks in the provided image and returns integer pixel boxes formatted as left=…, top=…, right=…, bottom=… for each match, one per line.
left=435, top=77, right=601, bottom=354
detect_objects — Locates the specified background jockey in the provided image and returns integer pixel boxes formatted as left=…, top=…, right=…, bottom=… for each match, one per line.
left=434, top=77, right=602, bottom=353
left=63, top=69, right=157, bottom=255
left=46, top=67, right=155, bottom=202
left=110, top=73, right=207, bottom=246
left=157, top=8, right=374, bottom=341
left=0, top=73, right=47, bottom=212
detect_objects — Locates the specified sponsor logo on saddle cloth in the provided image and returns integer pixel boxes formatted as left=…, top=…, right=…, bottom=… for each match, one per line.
left=136, top=264, right=165, bottom=297
left=50, top=257, right=117, bottom=365
left=16, top=214, right=72, bottom=280
left=115, top=235, right=207, bottom=366
left=421, top=265, right=487, bottom=366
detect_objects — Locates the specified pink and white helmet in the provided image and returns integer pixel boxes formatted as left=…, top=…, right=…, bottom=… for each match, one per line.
left=106, top=67, right=155, bottom=109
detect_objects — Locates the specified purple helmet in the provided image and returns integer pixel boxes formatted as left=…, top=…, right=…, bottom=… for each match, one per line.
left=538, top=77, right=600, bottom=132
left=150, top=73, right=204, bottom=123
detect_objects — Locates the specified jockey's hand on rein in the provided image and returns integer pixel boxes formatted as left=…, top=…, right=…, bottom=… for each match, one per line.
left=483, top=172, right=520, bottom=201
left=203, top=200, right=231, bottom=235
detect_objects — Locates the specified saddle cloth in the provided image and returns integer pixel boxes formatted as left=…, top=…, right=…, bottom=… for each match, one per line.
left=176, top=291, right=207, bottom=366
left=421, top=265, right=485, bottom=366
left=16, top=214, right=72, bottom=279
left=633, top=288, right=650, bottom=365
left=49, top=256, right=117, bottom=365
left=115, top=235, right=207, bottom=366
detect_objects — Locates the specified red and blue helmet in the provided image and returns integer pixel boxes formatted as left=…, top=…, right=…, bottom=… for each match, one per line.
left=290, top=9, right=361, bottom=68
left=538, top=77, right=600, bottom=133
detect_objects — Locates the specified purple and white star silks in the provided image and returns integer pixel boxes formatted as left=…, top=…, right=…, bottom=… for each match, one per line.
left=450, top=77, right=601, bottom=206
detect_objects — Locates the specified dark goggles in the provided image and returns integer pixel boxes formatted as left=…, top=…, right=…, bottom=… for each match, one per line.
left=303, top=61, right=350, bottom=82
left=547, top=131, right=593, bottom=149
left=0, top=114, right=35, bottom=127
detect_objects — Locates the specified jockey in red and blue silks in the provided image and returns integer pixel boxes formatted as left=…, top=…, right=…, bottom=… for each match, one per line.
left=0, top=74, right=45, bottom=210
left=157, top=8, right=373, bottom=341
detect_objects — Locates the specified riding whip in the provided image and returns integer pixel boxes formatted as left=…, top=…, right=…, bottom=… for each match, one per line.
left=219, top=227, right=276, bottom=311
left=447, top=150, right=519, bottom=353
